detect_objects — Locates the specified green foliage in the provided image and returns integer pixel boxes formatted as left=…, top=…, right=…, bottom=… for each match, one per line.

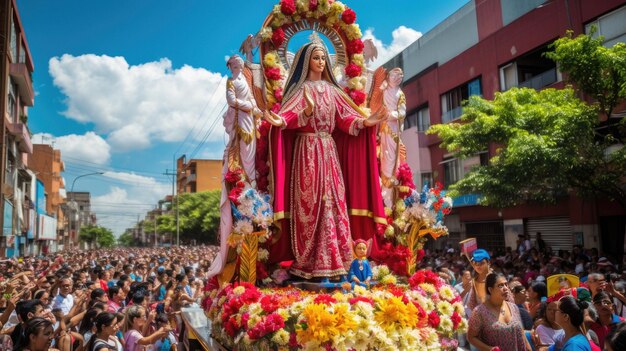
left=546, top=29, right=626, bottom=117
left=117, top=230, right=136, bottom=247
left=428, top=87, right=626, bottom=208
left=79, top=224, right=116, bottom=248
left=157, top=190, right=221, bottom=244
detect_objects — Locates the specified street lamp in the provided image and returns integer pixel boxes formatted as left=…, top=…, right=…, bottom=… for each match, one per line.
left=69, top=172, right=103, bottom=249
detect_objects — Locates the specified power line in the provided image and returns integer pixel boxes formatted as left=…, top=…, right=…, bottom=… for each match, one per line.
left=174, top=76, right=228, bottom=156
left=187, top=103, right=227, bottom=160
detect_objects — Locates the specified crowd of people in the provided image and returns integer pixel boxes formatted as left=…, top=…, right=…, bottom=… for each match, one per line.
left=2, top=236, right=626, bottom=351
left=0, top=246, right=218, bottom=351
left=416, top=234, right=626, bottom=351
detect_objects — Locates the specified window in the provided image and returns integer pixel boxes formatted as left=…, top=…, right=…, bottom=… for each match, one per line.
left=9, top=18, right=17, bottom=63
left=405, top=105, right=430, bottom=131
left=7, top=78, right=17, bottom=123
left=499, top=46, right=559, bottom=91
left=417, top=106, right=430, bottom=132
left=441, top=151, right=488, bottom=188
left=585, top=5, right=626, bottom=47
left=420, top=172, right=433, bottom=189
left=441, top=78, right=481, bottom=123
left=442, top=158, right=461, bottom=188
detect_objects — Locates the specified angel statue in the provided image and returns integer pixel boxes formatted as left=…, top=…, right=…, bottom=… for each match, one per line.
left=369, top=67, right=407, bottom=208
left=223, top=54, right=262, bottom=185
left=263, top=40, right=388, bottom=281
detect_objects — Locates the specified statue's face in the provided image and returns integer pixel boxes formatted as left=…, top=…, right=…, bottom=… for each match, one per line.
left=309, top=49, right=326, bottom=75
left=229, top=59, right=243, bottom=76
left=355, top=243, right=367, bottom=258
left=388, top=70, right=403, bottom=87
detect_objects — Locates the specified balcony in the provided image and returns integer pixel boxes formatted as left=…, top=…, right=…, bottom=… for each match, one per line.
left=442, top=106, right=462, bottom=123
left=518, top=68, right=557, bottom=90
left=8, top=123, right=33, bottom=154
left=9, top=63, right=34, bottom=106
left=185, top=173, right=197, bottom=185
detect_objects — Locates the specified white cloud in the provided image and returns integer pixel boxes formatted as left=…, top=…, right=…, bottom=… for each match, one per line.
left=32, top=132, right=111, bottom=165
left=92, top=172, right=171, bottom=235
left=363, top=26, right=422, bottom=69
left=49, top=54, right=227, bottom=152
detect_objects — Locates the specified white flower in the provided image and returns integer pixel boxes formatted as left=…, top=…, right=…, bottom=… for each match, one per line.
left=233, top=219, right=253, bottom=235
left=439, top=286, right=455, bottom=301
left=436, top=301, right=454, bottom=316
left=257, top=248, right=269, bottom=261
left=271, top=329, right=290, bottom=346
left=439, top=316, right=453, bottom=333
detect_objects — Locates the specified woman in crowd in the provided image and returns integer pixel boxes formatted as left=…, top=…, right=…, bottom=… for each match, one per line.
left=552, top=296, right=591, bottom=351
left=468, top=273, right=531, bottom=351
left=528, top=281, right=547, bottom=319
left=122, top=305, right=170, bottom=351
left=535, top=301, right=564, bottom=347
left=588, top=291, right=624, bottom=348
left=12, top=317, right=56, bottom=351
left=463, top=249, right=493, bottom=315
left=84, top=312, right=118, bottom=351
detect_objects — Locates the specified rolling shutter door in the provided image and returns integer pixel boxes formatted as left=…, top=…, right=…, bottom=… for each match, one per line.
left=465, top=221, right=504, bottom=252
left=526, top=217, right=572, bottom=252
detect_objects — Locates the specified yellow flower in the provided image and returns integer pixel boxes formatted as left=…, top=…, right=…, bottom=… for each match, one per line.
left=343, top=24, right=363, bottom=40
left=233, top=286, right=246, bottom=296
left=296, top=303, right=338, bottom=344
left=374, top=296, right=419, bottom=331
left=380, top=275, right=397, bottom=285
left=264, top=52, right=280, bottom=68
left=351, top=54, right=364, bottom=67
left=395, top=200, right=406, bottom=213
left=271, top=329, right=290, bottom=346
left=436, top=301, right=453, bottom=316
left=439, top=286, right=455, bottom=301
left=332, top=303, right=357, bottom=334
left=420, top=283, right=436, bottom=294
left=260, top=27, right=273, bottom=41
left=384, top=225, right=395, bottom=239
left=453, top=301, right=465, bottom=314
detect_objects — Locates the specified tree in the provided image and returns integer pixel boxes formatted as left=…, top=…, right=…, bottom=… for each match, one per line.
left=545, top=30, right=626, bottom=118
left=117, top=230, right=136, bottom=247
left=79, top=225, right=117, bottom=248
left=158, top=190, right=221, bottom=244
left=428, top=31, right=626, bottom=209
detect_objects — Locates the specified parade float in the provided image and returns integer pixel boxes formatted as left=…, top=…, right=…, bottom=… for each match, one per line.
left=199, top=1, right=467, bottom=349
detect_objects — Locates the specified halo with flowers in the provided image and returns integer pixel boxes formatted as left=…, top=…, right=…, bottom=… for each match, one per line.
left=259, top=0, right=367, bottom=112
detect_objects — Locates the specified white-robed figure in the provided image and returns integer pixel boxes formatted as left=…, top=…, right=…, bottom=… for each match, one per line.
left=379, top=67, right=406, bottom=208
left=223, top=54, right=261, bottom=185
left=209, top=55, right=261, bottom=283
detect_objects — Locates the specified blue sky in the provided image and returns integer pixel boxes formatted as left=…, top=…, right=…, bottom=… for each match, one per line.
left=17, top=0, right=468, bottom=234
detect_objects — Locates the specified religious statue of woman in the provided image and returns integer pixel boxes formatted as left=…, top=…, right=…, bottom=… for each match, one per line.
left=223, top=54, right=262, bottom=185
left=378, top=67, right=406, bottom=208
left=264, top=42, right=387, bottom=280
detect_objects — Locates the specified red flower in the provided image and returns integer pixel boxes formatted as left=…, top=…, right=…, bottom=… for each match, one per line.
left=260, top=294, right=281, bottom=314
left=349, top=296, right=374, bottom=306
left=376, top=223, right=387, bottom=236
left=451, top=311, right=462, bottom=329
left=273, top=87, right=283, bottom=101
left=428, top=310, right=440, bottom=328
left=289, top=332, right=299, bottom=348
left=349, top=89, right=366, bottom=105
left=415, top=249, right=425, bottom=262
left=314, top=294, right=337, bottom=305
left=271, top=26, right=286, bottom=47
left=347, top=39, right=364, bottom=55
left=345, top=63, right=362, bottom=78
left=280, top=0, right=296, bottom=15
left=342, top=8, right=356, bottom=24
left=225, top=169, right=243, bottom=183
left=247, top=313, right=285, bottom=340
left=236, top=181, right=245, bottom=189
left=265, top=67, right=282, bottom=81
left=308, top=0, right=318, bottom=11
left=228, top=186, right=243, bottom=205
left=256, top=261, right=269, bottom=281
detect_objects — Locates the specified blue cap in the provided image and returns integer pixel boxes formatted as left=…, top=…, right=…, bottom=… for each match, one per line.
left=472, top=249, right=491, bottom=262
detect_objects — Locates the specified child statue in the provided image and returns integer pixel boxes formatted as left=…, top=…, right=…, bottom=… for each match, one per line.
left=348, top=239, right=373, bottom=288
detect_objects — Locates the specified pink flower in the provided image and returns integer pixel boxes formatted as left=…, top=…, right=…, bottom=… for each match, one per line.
left=308, top=0, right=318, bottom=11
left=314, top=294, right=337, bottom=305
left=349, top=89, right=366, bottom=105
left=273, top=87, right=283, bottom=101
left=271, top=102, right=282, bottom=113
left=342, top=8, right=356, bottom=24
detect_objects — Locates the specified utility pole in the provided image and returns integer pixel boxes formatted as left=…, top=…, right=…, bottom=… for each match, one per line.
left=163, top=168, right=178, bottom=246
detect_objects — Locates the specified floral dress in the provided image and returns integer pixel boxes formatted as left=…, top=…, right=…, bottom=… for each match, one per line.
left=468, top=301, right=526, bottom=351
